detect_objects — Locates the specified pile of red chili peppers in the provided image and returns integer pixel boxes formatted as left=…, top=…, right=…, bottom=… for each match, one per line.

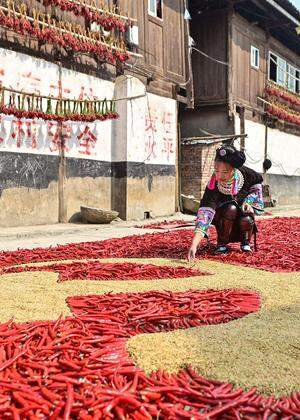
left=3, top=288, right=294, bottom=419
left=1, top=217, right=299, bottom=272
left=3, top=262, right=206, bottom=282
left=0, top=217, right=299, bottom=418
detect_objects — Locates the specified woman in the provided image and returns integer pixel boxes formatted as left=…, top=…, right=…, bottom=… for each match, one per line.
left=188, top=144, right=264, bottom=261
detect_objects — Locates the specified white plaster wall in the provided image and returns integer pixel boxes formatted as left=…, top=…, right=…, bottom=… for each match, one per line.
left=0, top=48, right=58, bottom=96
left=0, top=50, right=177, bottom=166
left=113, top=75, right=177, bottom=165
left=235, top=116, right=300, bottom=177
left=0, top=48, right=113, bottom=161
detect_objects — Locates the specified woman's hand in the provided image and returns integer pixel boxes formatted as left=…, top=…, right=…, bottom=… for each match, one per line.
left=187, top=232, right=203, bottom=262
left=188, top=244, right=197, bottom=262
left=242, top=203, right=254, bottom=214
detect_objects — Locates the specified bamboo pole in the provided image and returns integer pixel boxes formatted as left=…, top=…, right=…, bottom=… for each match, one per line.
left=0, top=85, right=145, bottom=105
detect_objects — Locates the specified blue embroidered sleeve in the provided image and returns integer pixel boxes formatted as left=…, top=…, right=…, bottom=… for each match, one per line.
left=195, top=207, right=216, bottom=236
left=244, top=183, right=264, bottom=214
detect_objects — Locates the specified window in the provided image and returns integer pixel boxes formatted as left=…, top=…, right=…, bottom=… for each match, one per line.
left=148, top=0, right=163, bottom=19
left=296, top=70, right=300, bottom=94
left=251, top=46, right=260, bottom=69
left=268, top=51, right=300, bottom=94
left=126, top=25, right=139, bottom=46
left=287, top=64, right=296, bottom=92
left=269, top=53, right=277, bottom=82
left=277, top=56, right=286, bottom=87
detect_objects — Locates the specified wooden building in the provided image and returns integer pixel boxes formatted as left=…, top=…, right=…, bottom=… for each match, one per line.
left=180, top=0, right=300, bottom=206
left=0, top=0, right=188, bottom=226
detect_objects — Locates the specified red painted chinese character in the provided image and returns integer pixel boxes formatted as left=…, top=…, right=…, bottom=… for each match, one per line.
left=48, top=122, right=71, bottom=153
left=49, top=84, right=59, bottom=97
left=162, top=112, right=174, bottom=135
left=144, top=109, right=159, bottom=161
left=25, top=121, right=38, bottom=149
left=49, top=81, right=70, bottom=97
left=21, top=72, right=41, bottom=95
left=162, top=138, right=174, bottom=161
left=145, top=134, right=157, bottom=161
left=162, top=112, right=175, bottom=161
left=77, top=126, right=97, bottom=155
left=145, top=109, right=159, bottom=133
left=0, top=116, right=4, bottom=144
left=11, top=119, right=26, bottom=148
left=78, top=86, right=97, bottom=101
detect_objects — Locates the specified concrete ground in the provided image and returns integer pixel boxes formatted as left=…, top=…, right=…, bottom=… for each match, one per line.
left=0, top=205, right=299, bottom=252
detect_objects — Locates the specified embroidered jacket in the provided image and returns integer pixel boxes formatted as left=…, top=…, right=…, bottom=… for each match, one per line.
left=195, top=166, right=264, bottom=237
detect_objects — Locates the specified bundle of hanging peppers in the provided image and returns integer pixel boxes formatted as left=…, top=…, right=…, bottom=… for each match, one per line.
left=264, top=82, right=300, bottom=126
left=266, top=103, right=300, bottom=126
left=0, top=87, right=118, bottom=122
left=265, top=82, right=300, bottom=108
left=0, top=217, right=299, bottom=272
left=41, top=0, right=133, bottom=32
left=0, top=6, right=129, bottom=64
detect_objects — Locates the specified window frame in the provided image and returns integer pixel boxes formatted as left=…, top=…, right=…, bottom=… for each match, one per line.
left=296, top=69, right=300, bottom=95
left=250, top=45, right=260, bottom=70
left=148, top=0, right=163, bottom=20
left=287, top=63, right=296, bottom=92
left=268, top=51, right=300, bottom=94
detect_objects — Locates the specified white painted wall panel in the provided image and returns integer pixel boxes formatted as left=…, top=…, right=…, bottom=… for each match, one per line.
left=235, top=116, right=300, bottom=177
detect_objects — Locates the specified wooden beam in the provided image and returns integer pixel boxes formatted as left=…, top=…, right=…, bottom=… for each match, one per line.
left=227, top=2, right=234, bottom=116
left=182, top=133, right=248, bottom=142
left=265, top=0, right=300, bottom=26
left=239, top=106, right=246, bottom=151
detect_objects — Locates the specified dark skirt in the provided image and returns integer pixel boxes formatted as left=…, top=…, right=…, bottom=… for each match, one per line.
left=212, top=200, right=258, bottom=245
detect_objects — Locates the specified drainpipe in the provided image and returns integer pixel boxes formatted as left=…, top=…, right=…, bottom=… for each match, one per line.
left=184, top=0, right=194, bottom=109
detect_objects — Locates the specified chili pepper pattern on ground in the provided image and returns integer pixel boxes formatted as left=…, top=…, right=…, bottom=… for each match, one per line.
left=0, top=217, right=298, bottom=418
left=0, top=288, right=283, bottom=419
left=0, top=287, right=298, bottom=418
left=0, top=217, right=299, bottom=272
left=2, top=262, right=207, bottom=282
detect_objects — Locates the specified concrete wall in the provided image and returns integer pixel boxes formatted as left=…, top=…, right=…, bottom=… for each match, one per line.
left=0, top=49, right=178, bottom=226
left=267, top=174, right=300, bottom=205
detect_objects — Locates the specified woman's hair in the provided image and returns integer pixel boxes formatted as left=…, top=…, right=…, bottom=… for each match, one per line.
left=215, top=145, right=246, bottom=169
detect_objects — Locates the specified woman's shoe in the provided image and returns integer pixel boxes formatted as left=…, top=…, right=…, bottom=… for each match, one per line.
left=215, top=245, right=229, bottom=254
left=241, top=242, right=252, bottom=252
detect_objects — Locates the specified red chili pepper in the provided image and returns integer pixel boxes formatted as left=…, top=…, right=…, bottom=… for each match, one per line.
left=63, top=383, right=74, bottom=419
